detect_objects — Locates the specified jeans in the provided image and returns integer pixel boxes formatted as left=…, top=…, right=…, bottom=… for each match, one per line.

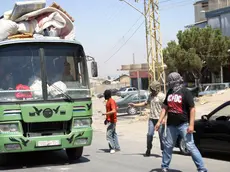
left=147, top=119, right=164, bottom=151
left=106, top=122, right=120, bottom=150
left=162, top=123, right=207, bottom=172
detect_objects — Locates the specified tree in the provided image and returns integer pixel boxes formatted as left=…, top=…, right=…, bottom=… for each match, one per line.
left=163, top=26, right=230, bottom=86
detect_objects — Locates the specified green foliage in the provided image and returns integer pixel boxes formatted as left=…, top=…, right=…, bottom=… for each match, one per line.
left=164, top=26, right=230, bottom=79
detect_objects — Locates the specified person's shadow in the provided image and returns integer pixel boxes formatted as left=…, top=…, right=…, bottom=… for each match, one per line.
left=150, top=168, right=182, bottom=172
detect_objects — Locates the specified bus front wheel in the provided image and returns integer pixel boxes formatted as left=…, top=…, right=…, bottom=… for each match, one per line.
left=66, top=147, right=83, bottom=161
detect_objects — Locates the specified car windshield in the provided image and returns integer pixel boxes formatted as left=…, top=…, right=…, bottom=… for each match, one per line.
left=0, top=42, right=90, bottom=102
left=119, top=87, right=127, bottom=91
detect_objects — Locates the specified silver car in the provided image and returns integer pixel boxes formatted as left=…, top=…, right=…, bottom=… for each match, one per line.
left=117, top=87, right=138, bottom=98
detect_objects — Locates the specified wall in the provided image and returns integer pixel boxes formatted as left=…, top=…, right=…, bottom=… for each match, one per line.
left=194, top=0, right=209, bottom=22
left=119, top=76, right=130, bottom=85
left=207, top=9, right=230, bottom=36
left=209, top=0, right=230, bottom=11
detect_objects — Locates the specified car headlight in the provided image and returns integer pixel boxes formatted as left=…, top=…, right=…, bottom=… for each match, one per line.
left=73, top=119, right=92, bottom=128
left=0, top=124, right=19, bottom=133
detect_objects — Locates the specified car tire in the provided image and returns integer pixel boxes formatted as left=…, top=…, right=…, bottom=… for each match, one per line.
left=66, top=147, right=83, bottom=161
left=127, top=107, right=137, bottom=115
left=179, top=138, right=190, bottom=155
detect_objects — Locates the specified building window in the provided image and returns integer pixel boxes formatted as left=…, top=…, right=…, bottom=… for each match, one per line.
left=202, top=2, right=208, bottom=8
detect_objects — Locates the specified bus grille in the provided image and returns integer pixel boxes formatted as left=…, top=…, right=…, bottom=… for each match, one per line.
left=22, top=121, right=71, bottom=137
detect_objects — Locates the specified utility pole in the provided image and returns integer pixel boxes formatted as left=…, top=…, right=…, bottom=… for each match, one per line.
left=133, top=53, right=135, bottom=64
left=119, top=0, right=166, bottom=93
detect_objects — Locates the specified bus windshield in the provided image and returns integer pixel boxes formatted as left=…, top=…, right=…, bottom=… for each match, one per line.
left=0, top=42, right=90, bottom=102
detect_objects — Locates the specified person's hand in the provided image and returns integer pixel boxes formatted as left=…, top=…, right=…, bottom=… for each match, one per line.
left=155, top=122, right=161, bottom=131
left=104, top=119, right=108, bottom=125
left=128, top=103, right=134, bottom=107
left=102, top=113, right=106, bottom=116
left=162, top=119, right=166, bottom=125
left=187, top=125, right=194, bottom=134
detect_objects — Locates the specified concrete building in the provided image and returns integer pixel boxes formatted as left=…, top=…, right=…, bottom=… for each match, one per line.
left=194, top=0, right=209, bottom=23
left=184, top=0, right=230, bottom=83
left=114, top=74, right=130, bottom=86
left=206, top=6, right=230, bottom=36
left=120, top=63, right=149, bottom=90
left=186, top=0, right=230, bottom=31
left=209, top=0, right=230, bottom=11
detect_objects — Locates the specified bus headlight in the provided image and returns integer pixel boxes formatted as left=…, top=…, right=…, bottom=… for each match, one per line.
left=73, top=118, right=92, bottom=128
left=0, top=124, right=19, bottom=133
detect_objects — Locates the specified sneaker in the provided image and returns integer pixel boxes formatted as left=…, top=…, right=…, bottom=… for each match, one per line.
left=110, top=149, right=115, bottom=154
left=162, top=168, right=168, bottom=172
left=145, top=149, right=151, bottom=156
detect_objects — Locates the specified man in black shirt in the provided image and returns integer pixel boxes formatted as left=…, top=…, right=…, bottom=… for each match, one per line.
left=155, top=72, right=207, bottom=172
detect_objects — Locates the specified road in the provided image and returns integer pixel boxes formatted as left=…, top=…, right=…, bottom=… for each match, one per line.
left=0, top=128, right=229, bottom=172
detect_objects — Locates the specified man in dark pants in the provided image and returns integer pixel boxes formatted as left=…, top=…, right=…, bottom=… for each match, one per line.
left=102, top=89, right=120, bottom=154
left=129, top=81, right=166, bottom=156
left=155, top=72, right=207, bottom=172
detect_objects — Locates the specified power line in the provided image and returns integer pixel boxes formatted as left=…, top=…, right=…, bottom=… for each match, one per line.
left=104, top=14, right=143, bottom=55
left=105, top=0, right=190, bottom=56
left=104, top=0, right=192, bottom=63
left=107, top=2, right=125, bottom=24
left=104, top=20, right=145, bottom=63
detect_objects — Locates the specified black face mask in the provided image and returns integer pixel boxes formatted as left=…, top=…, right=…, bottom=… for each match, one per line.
left=150, top=89, right=157, bottom=96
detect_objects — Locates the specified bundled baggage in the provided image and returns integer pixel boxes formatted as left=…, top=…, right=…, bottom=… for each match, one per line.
left=0, top=0, right=75, bottom=41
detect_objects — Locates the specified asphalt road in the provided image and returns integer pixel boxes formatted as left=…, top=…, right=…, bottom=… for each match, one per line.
left=0, top=129, right=229, bottom=172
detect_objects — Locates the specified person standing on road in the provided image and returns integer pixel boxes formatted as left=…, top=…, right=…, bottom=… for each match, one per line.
left=102, top=89, right=120, bottom=154
left=129, top=81, right=166, bottom=156
left=155, top=72, right=207, bottom=172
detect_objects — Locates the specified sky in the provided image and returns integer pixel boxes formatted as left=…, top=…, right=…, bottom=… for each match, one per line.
left=1, top=0, right=195, bottom=78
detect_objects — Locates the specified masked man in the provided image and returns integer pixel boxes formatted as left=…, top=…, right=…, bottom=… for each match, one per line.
left=155, top=72, right=207, bottom=172
left=129, top=81, right=166, bottom=156
left=102, top=89, right=120, bottom=154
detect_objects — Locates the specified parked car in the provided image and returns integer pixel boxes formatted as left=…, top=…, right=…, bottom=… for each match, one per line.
left=116, top=87, right=138, bottom=98
left=97, top=88, right=118, bottom=98
left=176, top=101, right=230, bottom=155
left=116, top=90, right=149, bottom=115
left=198, top=83, right=229, bottom=96
left=187, top=86, right=199, bottom=97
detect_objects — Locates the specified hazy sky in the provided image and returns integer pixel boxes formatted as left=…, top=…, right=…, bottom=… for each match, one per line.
left=1, top=0, right=195, bottom=78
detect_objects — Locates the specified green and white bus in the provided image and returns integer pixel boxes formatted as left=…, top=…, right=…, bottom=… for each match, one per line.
left=0, top=38, right=97, bottom=162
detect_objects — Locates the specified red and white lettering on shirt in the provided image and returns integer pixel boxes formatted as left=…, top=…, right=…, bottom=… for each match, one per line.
left=167, top=94, right=183, bottom=114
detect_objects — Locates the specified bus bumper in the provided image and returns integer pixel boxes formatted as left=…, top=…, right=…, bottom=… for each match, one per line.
left=0, top=128, right=93, bottom=153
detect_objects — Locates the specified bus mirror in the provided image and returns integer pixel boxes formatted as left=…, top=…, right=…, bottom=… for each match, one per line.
left=91, top=61, right=98, bottom=77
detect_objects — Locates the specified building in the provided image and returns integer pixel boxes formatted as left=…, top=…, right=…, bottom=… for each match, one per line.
left=114, top=74, right=130, bottom=86
left=209, top=0, right=230, bottom=11
left=186, top=0, right=230, bottom=32
left=184, top=0, right=230, bottom=83
left=120, top=63, right=156, bottom=90
left=194, top=0, right=209, bottom=23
